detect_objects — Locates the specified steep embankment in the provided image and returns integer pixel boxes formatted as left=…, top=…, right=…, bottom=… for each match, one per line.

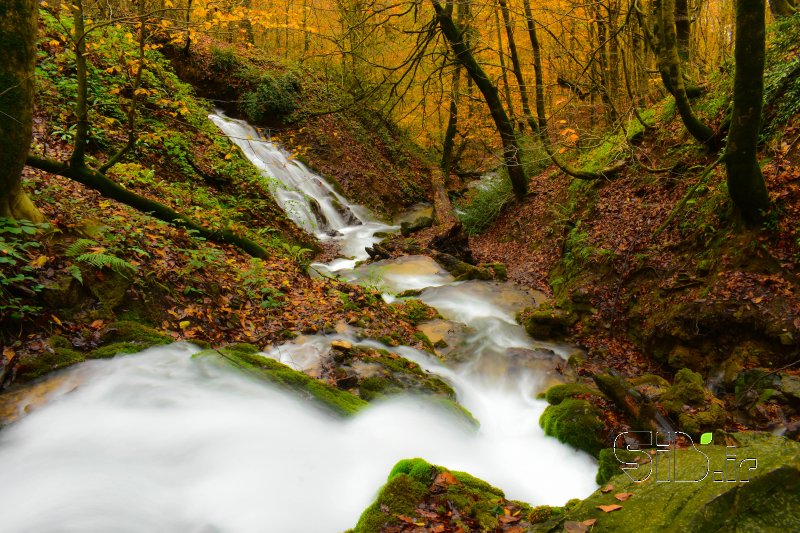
left=1, top=12, right=432, bottom=385
left=465, top=15, right=800, bottom=439
left=164, top=38, right=433, bottom=217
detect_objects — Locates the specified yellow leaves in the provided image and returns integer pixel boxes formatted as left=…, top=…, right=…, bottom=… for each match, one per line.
left=40, top=0, right=48, bottom=6
left=29, top=255, right=49, bottom=268
left=124, top=32, right=134, bottom=41
left=134, top=88, right=150, bottom=97
left=179, top=320, right=191, bottom=329
left=48, top=39, right=61, bottom=48
left=224, top=153, right=233, bottom=160
left=51, top=315, right=63, bottom=327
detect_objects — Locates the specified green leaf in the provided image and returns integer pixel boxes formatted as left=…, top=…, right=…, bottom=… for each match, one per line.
left=700, top=432, right=713, bottom=445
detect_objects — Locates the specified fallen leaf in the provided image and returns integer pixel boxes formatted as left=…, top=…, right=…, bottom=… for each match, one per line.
left=434, top=471, right=458, bottom=486
left=597, top=504, right=623, bottom=513
left=614, top=492, right=633, bottom=502
left=564, top=521, right=590, bottom=533
left=600, top=484, right=614, bottom=493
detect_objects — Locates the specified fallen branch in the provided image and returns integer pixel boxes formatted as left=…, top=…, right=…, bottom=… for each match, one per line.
left=26, top=155, right=269, bottom=258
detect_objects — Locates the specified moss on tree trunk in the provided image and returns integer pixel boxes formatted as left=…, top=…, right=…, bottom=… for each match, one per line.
left=725, top=0, right=770, bottom=223
left=0, top=0, right=43, bottom=222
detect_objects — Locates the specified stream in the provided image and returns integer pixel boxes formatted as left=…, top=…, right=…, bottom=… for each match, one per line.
left=0, top=113, right=598, bottom=532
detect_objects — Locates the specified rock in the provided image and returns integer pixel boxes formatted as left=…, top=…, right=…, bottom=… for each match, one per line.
left=660, top=368, right=726, bottom=435
left=330, top=339, right=353, bottom=352
left=594, top=371, right=666, bottom=434
left=432, top=252, right=492, bottom=281
left=520, top=303, right=578, bottom=340
left=353, top=458, right=530, bottom=533
left=779, top=375, right=800, bottom=405
left=544, top=433, right=800, bottom=532
left=400, top=216, right=433, bottom=236
left=195, top=348, right=367, bottom=417
left=539, top=398, right=605, bottom=457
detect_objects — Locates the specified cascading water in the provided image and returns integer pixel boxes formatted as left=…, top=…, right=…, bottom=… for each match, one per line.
left=209, top=112, right=395, bottom=271
left=0, top=115, right=599, bottom=532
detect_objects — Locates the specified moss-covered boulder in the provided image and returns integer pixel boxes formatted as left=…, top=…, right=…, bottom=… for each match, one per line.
left=660, top=368, right=726, bottom=435
left=195, top=347, right=367, bottom=417
left=14, top=322, right=171, bottom=382
left=352, top=458, right=536, bottom=532
left=545, top=382, right=605, bottom=405
left=539, top=433, right=800, bottom=532
left=519, top=302, right=579, bottom=340
left=540, top=398, right=605, bottom=457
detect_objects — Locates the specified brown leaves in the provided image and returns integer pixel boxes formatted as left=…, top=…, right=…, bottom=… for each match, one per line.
left=564, top=519, right=597, bottom=533
left=600, top=484, right=614, bottom=493
left=614, top=492, right=633, bottom=502
left=596, top=504, right=623, bottom=513
left=433, top=471, right=458, bottom=487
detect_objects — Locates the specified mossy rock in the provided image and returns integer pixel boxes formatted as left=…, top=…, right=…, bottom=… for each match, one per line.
left=520, top=303, right=579, bottom=340
left=545, top=383, right=603, bottom=405
left=540, top=398, right=605, bottom=457
left=196, top=348, right=367, bottom=417
left=660, top=368, right=726, bottom=435
left=353, top=459, right=529, bottom=532
left=596, top=447, right=639, bottom=485
left=14, top=346, right=86, bottom=382
left=99, top=321, right=171, bottom=346
left=542, top=433, right=800, bottom=532
left=13, top=323, right=171, bottom=383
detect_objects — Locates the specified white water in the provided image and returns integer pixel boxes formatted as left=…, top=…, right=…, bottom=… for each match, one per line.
left=0, top=116, right=598, bottom=532
left=209, top=112, right=395, bottom=271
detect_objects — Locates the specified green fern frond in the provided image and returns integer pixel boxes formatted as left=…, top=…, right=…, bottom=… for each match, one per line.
left=65, top=238, right=98, bottom=258
left=74, top=253, right=136, bottom=274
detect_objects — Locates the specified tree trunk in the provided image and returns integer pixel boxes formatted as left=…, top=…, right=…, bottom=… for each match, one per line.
left=654, top=0, right=715, bottom=147
left=441, top=65, right=461, bottom=173
left=725, top=0, right=770, bottom=223
left=70, top=0, right=90, bottom=169
left=498, top=0, right=536, bottom=130
left=521, top=0, right=623, bottom=180
left=431, top=0, right=528, bottom=199
left=0, top=0, right=44, bottom=221
left=493, top=0, right=515, bottom=127
left=768, top=0, right=797, bottom=17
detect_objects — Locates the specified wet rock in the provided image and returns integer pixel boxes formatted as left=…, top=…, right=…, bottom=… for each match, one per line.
left=660, top=368, right=726, bottom=435
left=519, top=303, right=578, bottom=340
left=400, top=216, right=433, bottom=236
left=353, top=458, right=536, bottom=533
left=432, top=252, right=492, bottom=281
left=545, top=433, right=800, bottom=532
left=539, top=398, right=605, bottom=457
left=594, top=371, right=666, bottom=434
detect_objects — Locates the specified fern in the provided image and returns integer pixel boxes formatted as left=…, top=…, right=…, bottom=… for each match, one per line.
left=65, top=238, right=96, bottom=258
left=66, top=238, right=137, bottom=275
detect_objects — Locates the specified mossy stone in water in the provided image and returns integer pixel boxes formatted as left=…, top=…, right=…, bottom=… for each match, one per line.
left=353, top=459, right=513, bottom=533
left=196, top=348, right=367, bottom=417
left=14, top=346, right=85, bottom=382
left=539, top=398, right=605, bottom=457
left=100, top=321, right=171, bottom=345
left=545, top=382, right=602, bottom=405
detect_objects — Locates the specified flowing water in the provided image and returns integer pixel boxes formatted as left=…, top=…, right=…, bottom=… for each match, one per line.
left=0, top=114, right=598, bottom=532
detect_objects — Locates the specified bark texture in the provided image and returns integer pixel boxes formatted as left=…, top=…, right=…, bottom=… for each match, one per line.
left=725, top=0, right=770, bottom=223
left=0, top=0, right=43, bottom=221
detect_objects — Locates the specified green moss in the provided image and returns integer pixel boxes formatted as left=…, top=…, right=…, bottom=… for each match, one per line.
left=87, top=342, right=146, bottom=359
left=100, top=321, right=171, bottom=345
left=353, top=472, right=429, bottom=533
left=14, top=347, right=86, bottom=382
left=552, top=433, right=800, bottom=532
left=596, top=447, right=638, bottom=485
left=540, top=399, right=605, bottom=457
left=389, top=458, right=436, bottom=483
left=358, top=376, right=401, bottom=401
left=197, top=349, right=367, bottom=416
left=545, top=383, right=600, bottom=405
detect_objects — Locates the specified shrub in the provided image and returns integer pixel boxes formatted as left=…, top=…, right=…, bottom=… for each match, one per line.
left=456, top=172, right=514, bottom=235
left=210, top=46, right=238, bottom=73
left=240, top=72, right=300, bottom=123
